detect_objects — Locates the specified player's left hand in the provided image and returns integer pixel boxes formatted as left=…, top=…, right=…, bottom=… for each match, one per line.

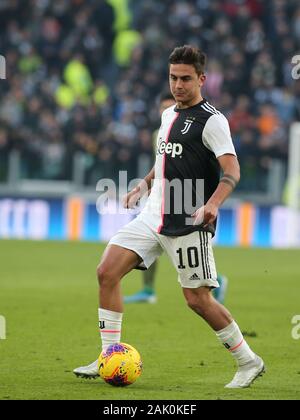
left=192, top=203, right=218, bottom=227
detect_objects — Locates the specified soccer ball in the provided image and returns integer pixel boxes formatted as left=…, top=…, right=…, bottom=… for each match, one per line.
left=98, top=343, right=143, bottom=386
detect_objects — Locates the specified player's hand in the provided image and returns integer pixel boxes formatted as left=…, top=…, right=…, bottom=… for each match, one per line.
left=122, top=187, right=142, bottom=209
left=192, top=203, right=218, bottom=227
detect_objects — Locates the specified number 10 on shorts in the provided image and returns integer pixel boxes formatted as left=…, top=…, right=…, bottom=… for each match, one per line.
left=176, top=247, right=200, bottom=269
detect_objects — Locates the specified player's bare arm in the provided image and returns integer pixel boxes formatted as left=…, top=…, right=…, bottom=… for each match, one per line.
left=122, top=166, right=155, bottom=209
left=193, top=154, right=240, bottom=227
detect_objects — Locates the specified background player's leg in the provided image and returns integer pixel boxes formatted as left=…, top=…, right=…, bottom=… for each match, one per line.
left=143, top=260, right=157, bottom=290
left=212, top=274, right=228, bottom=304
left=124, top=260, right=158, bottom=303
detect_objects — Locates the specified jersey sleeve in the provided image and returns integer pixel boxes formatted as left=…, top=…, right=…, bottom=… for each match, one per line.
left=202, top=114, right=236, bottom=158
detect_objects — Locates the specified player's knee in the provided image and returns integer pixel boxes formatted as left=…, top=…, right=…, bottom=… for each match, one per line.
left=186, top=293, right=211, bottom=317
left=97, top=263, right=117, bottom=288
left=187, top=297, right=203, bottom=316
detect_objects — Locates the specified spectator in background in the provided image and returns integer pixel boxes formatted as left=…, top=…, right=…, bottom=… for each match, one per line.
left=229, top=96, right=255, bottom=135
left=0, top=128, right=10, bottom=182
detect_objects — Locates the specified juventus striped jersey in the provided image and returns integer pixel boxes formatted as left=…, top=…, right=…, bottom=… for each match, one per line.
left=140, top=98, right=236, bottom=237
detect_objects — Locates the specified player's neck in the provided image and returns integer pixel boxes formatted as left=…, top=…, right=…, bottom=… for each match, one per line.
left=176, top=95, right=204, bottom=109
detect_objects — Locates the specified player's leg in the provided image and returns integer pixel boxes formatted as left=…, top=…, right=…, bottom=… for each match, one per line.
left=74, top=217, right=162, bottom=378
left=182, top=286, right=265, bottom=388
left=98, top=217, right=162, bottom=351
left=124, top=261, right=158, bottom=303
left=98, top=244, right=141, bottom=313
left=97, top=244, right=142, bottom=354
left=182, top=286, right=232, bottom=330
left=74, top=244, right=140, bottom=379
left=163, top=230, right=265, bottom=388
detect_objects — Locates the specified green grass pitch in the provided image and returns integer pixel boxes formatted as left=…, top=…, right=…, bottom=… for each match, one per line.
left=0, top=240, right=299, bottom=400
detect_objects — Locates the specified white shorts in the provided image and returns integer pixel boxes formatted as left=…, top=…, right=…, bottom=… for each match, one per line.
left=108, top=216, right=219, bottom=289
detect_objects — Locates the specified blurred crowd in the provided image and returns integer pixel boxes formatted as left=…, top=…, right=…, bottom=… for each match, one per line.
left=1, top=0, right=300, bottom=192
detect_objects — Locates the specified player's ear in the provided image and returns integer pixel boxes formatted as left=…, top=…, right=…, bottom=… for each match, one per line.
left=199, top=73, right=206, bottom=87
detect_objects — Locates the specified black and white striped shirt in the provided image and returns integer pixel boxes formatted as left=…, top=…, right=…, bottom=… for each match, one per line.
left=140, top=98, right=236, bottom=237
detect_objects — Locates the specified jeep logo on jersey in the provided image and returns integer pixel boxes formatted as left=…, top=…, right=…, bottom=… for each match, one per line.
left=181, top=118, right=194, bottom=135
left=157, top=140, right=183, bottom=158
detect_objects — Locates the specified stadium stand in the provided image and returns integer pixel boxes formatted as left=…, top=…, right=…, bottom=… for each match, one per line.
left=0, top=0, right=299, bottom=196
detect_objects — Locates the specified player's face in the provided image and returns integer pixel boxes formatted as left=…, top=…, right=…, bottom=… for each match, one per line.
left=169, top=64, right=206, bottom=107
left=159, top=98, right=176, bottom=116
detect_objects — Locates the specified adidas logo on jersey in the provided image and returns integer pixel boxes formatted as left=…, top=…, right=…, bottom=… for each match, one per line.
left=189, top=273, right=200, bottom=281
left=157, top=141, right=183, bottom=158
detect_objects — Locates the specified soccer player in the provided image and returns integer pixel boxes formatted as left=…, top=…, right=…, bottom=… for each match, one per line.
left=124, top=92, right=228, bottom=304
left=74, top=45, right=265, bottom=388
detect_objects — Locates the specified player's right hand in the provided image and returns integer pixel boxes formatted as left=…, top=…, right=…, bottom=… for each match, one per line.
left=192, top=203, right=218, bottom=227
left=122, top=187, right=141, bottom=209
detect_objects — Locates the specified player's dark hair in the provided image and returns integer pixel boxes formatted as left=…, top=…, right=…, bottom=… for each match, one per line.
left=159, top=89, right=174, bottom=103
left=169, top=45, right=206, bottom=75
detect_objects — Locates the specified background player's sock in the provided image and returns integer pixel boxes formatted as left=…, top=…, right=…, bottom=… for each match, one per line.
left=98, top=308, right=123, bottom=351
left=143, top=286, right=154, bottom=294
left=216, top=320, right=256, bottom=366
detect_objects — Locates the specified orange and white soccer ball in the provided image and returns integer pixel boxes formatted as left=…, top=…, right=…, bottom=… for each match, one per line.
left=98, top=343, right=143, bottom=386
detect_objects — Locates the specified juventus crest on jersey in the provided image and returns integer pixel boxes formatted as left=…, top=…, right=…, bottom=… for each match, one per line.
left=140, top=99, right=236, bottom=237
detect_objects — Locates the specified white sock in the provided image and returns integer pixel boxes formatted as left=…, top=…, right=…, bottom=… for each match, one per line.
left=98, top=308, right=123, bottom=352
left=216, top=321, right=256, bottom=366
